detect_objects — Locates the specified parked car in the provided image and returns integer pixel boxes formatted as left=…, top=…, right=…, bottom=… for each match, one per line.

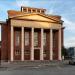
left=69, top=56, right=75, bottom=65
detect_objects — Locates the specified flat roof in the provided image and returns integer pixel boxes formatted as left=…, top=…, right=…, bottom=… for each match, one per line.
left=21, top=6, right=46, bottom=11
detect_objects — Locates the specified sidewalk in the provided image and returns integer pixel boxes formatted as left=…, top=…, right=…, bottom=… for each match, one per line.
left=0, top=60, right=69, bottom=71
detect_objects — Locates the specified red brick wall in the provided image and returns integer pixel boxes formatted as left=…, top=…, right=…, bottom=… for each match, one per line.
left=1, top=23, right=8, bottom=61
left=61, top=28, right=64, bottom=48
left=14, top=27, right=21, bottom=60
left=53, top=30, right=59, bottom=60
left=7, top=20, right=11, bottom=61
left=44, top=30, right=50, bottom=60
left=24, top=29, right=31, bottom=60
left=34, top=29, right=41, bottom=60
left=1, top=23, right=64, bottom=61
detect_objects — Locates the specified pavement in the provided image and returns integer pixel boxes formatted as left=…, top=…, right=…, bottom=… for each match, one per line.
left=0, top=60, right=75, bottom=75
left=0, top=60, right=69, bottom=71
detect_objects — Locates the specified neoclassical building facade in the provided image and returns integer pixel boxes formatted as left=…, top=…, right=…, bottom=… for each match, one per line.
left=0, top=6, right=64, bottom=61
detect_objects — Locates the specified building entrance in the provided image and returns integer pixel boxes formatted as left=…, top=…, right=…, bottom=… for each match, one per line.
left=34, top=49, right=40, bottom=60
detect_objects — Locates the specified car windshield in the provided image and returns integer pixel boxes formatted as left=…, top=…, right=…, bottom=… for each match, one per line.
left=72, top=57, right=75, bottom=59
left=72, top=56, right=75, bottom=59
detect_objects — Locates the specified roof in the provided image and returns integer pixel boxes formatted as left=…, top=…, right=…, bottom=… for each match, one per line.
left=8, top=10, right=62, bottom=23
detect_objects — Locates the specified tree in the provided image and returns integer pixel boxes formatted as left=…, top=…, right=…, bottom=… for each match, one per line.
left=61, top=46, right=68, bottom=56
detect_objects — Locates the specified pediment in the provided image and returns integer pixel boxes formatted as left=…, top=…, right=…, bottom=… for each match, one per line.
left=14, top=14, right=57, bottom=22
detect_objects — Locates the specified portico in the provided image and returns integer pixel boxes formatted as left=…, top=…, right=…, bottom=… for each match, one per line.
left=10, top=26, right=62, bottom=61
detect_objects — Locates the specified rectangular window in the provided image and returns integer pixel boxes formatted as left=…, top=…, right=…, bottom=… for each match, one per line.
left=15, top=49, right=21, bottom=55
left=43, top=33, right=46, bottom=46
left=25, top=32, right=29, bottom=46
left=23, top=8, right=27, bottom=12
left=28, top=9, right=31, bottom=13
left=24, top=50, right=30, bottom=55
left=34, top=32, right=38, bottom=47
left=53, top=33, right=56, bottom=48
left=15, top=31, right=20, bottom=46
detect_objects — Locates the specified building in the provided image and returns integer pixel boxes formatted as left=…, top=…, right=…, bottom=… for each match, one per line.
left=0, top=6, right=64, bottom=62
left=68, top=47, right=75, bottom=57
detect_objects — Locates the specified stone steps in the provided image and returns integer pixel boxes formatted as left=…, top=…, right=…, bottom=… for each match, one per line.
left=9, top=60, right=61, bottom=65
left=1, top=60, right=63, bottom=68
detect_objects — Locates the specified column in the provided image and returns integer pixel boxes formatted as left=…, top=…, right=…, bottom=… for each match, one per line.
left=21, top=27, right=24, bottom=61
left=11, top=26, right=14, bottom=61
left=50, top=29, right=53, bottom=60
left=36, top=9, right=37, bottom=13
left=40, top=28, right=44, bottom=60
left=31, top=9, right=33, bottom=13
left=58, top=29, right=62, bottom=60
left=40, top=10, right=41, bottom=13
left=31, top=28, right=34, bottom=60
left=27, top=8, right=28, bottom=13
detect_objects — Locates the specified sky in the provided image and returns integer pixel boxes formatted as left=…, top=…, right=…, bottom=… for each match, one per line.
left=0, top=0, right=75, bottom=48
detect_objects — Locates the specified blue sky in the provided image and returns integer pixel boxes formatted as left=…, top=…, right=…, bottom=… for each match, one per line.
left=0, top=0, right=75, bottom=48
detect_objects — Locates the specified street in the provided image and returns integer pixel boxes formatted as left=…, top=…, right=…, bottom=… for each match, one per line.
left=0, top=62, right=75, bottom=75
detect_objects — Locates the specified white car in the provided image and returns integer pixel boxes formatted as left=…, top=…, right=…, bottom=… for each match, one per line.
left=69, top=56, right=75, bottom=65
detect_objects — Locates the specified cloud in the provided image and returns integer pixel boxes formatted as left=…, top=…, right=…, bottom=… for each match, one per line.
left=15, top=0, right=47, bottom=8
left=16, top=0, right=30, bottom=7
left=62, top=17, right=75, bottom=47
left=15, top=0, right=62, bottom=9
left=62, top=17, right=75, bottom=31
left=64, top=37, right=75, bottom=48
left=46, top=8, right=54, bottom=14
left=0, top=0, right=75, bottom=47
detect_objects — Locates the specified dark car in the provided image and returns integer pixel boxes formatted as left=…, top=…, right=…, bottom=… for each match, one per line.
left=69, top=56, right=75, bottom=65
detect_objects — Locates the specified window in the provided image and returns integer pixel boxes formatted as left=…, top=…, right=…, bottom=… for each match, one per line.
left=41, top=10, right=44, bottom=13
left=25, top=32, right=29, bottom=46
left=43, top=33, right=46, bottom=46
left=15, top=49, right=21, bottom=55
left=23, top=8, right=27, bottom=12
left=43, top=50, right=46, bottom=58
left=37, top=10, right=40, bottom=13
left=34, top=32, right=38, bottom=47
left=28, top=9, right=31, bottom=13
left=24, top=50, right=30, bottom=55
left=53, top=33, right=56, bottom=48
left=33, top=9, right=36, bottom=13
left=15, top=31, right=20, bottom=46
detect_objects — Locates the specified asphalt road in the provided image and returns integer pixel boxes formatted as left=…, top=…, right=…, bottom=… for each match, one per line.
left=0, top=64, right=75, bottom=75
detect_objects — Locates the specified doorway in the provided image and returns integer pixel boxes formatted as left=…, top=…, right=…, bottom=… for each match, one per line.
left=34, top=49, right=40, bottom=60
